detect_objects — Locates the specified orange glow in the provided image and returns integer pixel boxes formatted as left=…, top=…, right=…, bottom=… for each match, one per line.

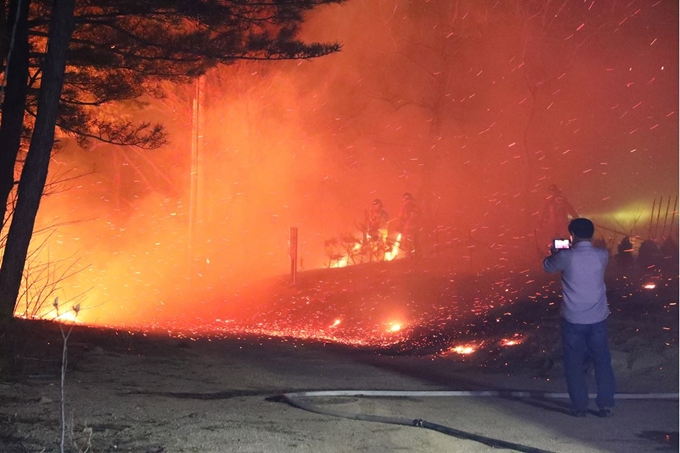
left=6, top=0, right=676, bottom=347
left=643, top=283, right=656, bottom=290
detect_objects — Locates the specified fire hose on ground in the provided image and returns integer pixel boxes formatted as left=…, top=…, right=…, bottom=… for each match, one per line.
left=280, top=389, right=679, bottom=453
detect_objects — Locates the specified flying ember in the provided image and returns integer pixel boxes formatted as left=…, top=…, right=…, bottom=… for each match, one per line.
left=3, top=0, right=676, bottom=368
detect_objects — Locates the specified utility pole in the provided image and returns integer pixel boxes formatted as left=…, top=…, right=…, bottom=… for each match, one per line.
left=189, top=76, right=205, bottom=271
left=289, top=227, right=298, bottom=284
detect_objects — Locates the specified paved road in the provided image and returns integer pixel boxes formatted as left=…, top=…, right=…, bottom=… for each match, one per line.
left=2, top=334, right=677, bottom=452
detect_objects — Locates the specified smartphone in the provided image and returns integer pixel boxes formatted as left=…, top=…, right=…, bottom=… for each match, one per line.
left=553, top=239, right=571, bottom=250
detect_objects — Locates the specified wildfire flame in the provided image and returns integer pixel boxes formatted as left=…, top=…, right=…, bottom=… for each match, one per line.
left=330, top=233, right=403, bottom=269
left=53, top=311, right=82, bottom=324
left=385, top=233, right=402, bottom=261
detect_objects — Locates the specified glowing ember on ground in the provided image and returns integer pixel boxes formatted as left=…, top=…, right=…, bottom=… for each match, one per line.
left=501, top=335, right=525, bottom=347
left=156, top=317, right=415, bottom=348
left=643, top=283, right=656, bottom=289
left=450, top=344, right=477, bottom=355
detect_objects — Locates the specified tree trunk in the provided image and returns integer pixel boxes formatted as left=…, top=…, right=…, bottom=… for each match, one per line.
left=0, top=0, right=31, bottom=231
left=0, top=0, right=76, bottom=323
left=0, top=0, right=8, bottom=62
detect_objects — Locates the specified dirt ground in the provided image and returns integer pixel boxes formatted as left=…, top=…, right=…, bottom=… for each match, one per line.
left=1, top=254, right=678, bottom=453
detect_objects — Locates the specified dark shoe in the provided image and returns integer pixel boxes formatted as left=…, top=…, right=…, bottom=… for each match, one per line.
left=596, top=408, right=613, bottom=418
left=570, top=409, right=587, bottom=418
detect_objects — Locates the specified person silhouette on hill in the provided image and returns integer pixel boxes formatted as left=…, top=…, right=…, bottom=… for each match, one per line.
left=366, top=198, right=389, bottom=242
left=396, top=192, right=421, bottom=259
left=542, top=184, right=579, bottom=240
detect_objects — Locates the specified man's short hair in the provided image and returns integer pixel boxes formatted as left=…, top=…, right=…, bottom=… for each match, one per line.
left=569, top=218, right=595, bottom=239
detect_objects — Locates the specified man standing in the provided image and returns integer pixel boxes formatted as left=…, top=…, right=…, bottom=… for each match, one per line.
left=543, top=218, right=616, bottom=418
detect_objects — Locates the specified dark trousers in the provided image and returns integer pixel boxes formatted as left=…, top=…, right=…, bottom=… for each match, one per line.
left=561, top=318, right=616, bottom=412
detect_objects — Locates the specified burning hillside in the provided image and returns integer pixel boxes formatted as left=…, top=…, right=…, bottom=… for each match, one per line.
left=142, top=243, right=678, bottom=375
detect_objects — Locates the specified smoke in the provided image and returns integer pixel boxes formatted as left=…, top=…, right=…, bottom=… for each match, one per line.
left=28, top=0, right=678, bottom=328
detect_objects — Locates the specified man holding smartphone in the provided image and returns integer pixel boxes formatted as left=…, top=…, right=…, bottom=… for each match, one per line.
left=543, top=218, right=616, bottom=418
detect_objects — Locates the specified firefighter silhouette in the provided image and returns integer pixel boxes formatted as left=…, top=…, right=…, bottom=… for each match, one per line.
left=366, top=199, right=389, bottom=242
left=542, top=184, right=578, bottom=240
left=396, top=192, right=421, bottom=258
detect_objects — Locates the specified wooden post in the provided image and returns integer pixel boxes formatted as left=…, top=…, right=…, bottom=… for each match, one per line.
left=289, top=227, right=298, bottom=284
left=654, top=196, right=663, bottom=239
left=661, top=196, right=673, bottom=238
left=648, top=198, right=656, bottom=238
left=669, top=196, right=679, bottom=240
